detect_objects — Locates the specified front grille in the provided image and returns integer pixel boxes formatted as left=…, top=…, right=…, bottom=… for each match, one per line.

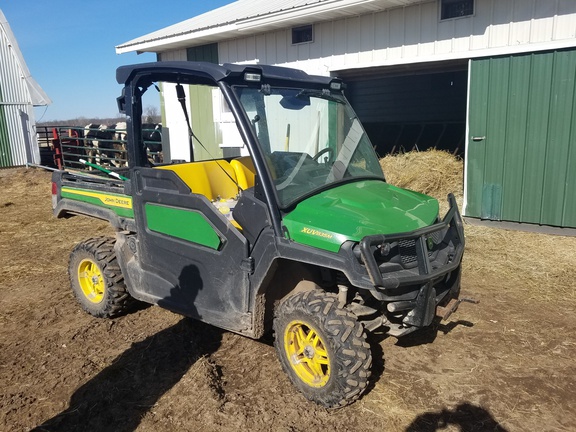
left=429, top=231, right=444, bottom=244
left=398, top=239, right=418, bottom=266
left=398, top=236, right=440, bottom=267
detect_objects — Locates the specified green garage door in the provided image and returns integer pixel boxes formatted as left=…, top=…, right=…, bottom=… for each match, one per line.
left=466, top=49, right=576, bottom=228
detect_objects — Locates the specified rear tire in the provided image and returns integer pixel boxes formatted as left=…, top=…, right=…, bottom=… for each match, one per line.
left=273, top=290, right=372, bottom=408
left=68, top=237, right=133, bottom=318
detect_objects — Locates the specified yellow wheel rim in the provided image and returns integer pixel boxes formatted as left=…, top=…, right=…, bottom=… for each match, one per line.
left=77, top=259, right=105, bottom=304
left=284, top=320, right=330, bottom=388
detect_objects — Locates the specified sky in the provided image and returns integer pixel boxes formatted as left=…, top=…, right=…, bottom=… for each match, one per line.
left=2, top=0, right=236, bottom=122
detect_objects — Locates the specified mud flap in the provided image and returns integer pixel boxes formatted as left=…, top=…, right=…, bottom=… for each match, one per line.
left=402, top=282, right=437, bottom=328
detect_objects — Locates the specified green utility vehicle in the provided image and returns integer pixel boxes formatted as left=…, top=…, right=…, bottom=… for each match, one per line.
left=52, top=61, right=466, bottom=407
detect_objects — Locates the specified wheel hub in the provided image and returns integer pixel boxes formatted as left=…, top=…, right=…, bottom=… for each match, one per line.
left=77, top=259, right=105, bottom=304
left=303, top=345, right=315, bottom=359
left=284, top=320, right=330, bottom=388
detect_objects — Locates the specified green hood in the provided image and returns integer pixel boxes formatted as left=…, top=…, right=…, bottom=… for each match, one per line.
left=283, top=180, right=439, bottom=252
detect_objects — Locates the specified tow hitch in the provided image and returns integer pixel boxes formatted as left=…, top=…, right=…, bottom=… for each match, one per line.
left=437, top=297, right=479, bottom=321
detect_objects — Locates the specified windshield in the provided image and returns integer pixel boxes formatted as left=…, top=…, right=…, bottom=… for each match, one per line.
left=234, top=86, right=384, bottom=208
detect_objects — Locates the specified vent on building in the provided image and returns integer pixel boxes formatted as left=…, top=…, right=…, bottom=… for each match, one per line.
left=292, top=25, right=313, bottom=44
left=440, top=0, right=474, bottom=20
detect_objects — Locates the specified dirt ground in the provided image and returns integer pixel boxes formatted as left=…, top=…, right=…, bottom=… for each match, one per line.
left=1, top=165, right=575, bottom=432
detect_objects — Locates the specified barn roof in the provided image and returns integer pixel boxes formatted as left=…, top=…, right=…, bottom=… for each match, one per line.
left=115, top=0, right=423, bottom=54
left=0, top=9, right=51, bottom=106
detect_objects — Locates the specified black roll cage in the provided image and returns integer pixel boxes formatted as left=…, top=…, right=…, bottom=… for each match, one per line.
left=116, top=61, right=345, bottom=239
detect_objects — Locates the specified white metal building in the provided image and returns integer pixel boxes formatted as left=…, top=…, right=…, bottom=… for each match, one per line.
left=0, top=9, right=51, bottom=168
left=117, top=0, right=576, bottom=230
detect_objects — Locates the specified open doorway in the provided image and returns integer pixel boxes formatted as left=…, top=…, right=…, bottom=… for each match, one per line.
left=337, top=60, right=468, bottom=157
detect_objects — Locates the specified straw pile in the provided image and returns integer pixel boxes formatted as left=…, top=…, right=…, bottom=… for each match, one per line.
left=380, top=149, right=463, bottom=202
left=379, top=149, right=576, bottom=301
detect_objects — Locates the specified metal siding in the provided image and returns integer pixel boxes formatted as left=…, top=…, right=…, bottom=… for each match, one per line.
left=265, top=32, right=277, bottom=64
left=256, top=34, right=266, bottom=62
left=510, top=0, right=534, bottom=46
left=0, top=11, right=46, bottom=167
left=189, top=86, right=221, bottom=161
left=388, top=7, right=405, bottom=59
left=481, top=57, right=509, bottom=220
left=211, top=0, right=576, bottom=76
left=540, top=50, right=576, bottom=226
left=500, top=55, right=530, bottom=222
left=159, top=49, right=187, bottom=61
left=358, top=14, right=374, bottom=64
left=520, top=53, right=553, bottom=224
left=556, top=0, right=576, bottom=40
left=465, top=59, right=491, bottom=219
left=466, top=49, right=576, bottom=228
left=186, top=44, right=218, bottom=63
left=346, top=16, right=361, bottom=65
left=419, top=1, right=437, bottom=55
left=276, top=30, right=289, bottom=64
left=562, top=91, right=576, bottom=227
left=470, top=0, right=493, bottom=50
left=0, top=103, right=12, bottom=166
left=489, top=1, right=513, bottom=48
left=403, top=5, right=420, bottom=58
left=531, top=1, right=555, bottom=42
left=453, top=14, right=473, bottom=52
left=373, top=8, right=390, bottom=62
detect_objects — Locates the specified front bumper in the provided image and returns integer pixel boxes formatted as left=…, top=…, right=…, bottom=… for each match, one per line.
left=358, top=193, right=464, bottom=291
left=354, top=194, right=465, bottom=333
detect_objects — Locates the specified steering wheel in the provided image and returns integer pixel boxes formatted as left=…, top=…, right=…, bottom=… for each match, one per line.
left=312, top=147, right=335, bottom=163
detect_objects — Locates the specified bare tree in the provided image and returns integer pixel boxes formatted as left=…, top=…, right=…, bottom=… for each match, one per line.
left=143, top=105, right=161, bottom=124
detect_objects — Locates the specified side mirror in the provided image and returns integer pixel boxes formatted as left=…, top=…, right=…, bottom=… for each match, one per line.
left=117, top=88, right=126, bottom=114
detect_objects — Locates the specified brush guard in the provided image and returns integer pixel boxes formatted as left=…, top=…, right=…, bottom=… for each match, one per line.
left=357, top=194, right=468, bottom=332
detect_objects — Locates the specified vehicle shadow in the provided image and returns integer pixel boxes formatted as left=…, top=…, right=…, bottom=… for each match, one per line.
left=34, top=264, right=221, bottom=432
left=366, top=318, right=472, bottom=390
left=395, top=318, right=475, bottom=348
left=405, top=402, right=509, bottom=432
left=32, top=318, right=222, bottom=432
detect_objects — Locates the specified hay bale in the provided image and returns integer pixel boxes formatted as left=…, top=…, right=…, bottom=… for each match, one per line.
left=379, top=149, right=463, bottom=201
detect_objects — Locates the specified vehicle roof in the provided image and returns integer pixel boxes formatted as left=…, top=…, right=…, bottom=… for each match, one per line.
left=116, top=61, right=335, bottom=88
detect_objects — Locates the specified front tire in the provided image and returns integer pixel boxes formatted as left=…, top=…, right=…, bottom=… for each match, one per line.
left=68, top=237, right=133, bottom=318
left=273, top=290, right=372, bottom=408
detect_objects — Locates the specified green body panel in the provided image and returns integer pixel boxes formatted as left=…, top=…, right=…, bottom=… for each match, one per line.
left=145, top=203, right=222, bottom=250
left=467, top=49, right=576, bottom=228
left=60, top=187, right=134, bottom=218
left=283, top=180, right=439, bottom=252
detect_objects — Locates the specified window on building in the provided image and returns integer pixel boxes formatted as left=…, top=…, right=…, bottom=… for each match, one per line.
left=187, top=43, right=219, bottom=63
left=440, top=0, right=474, bottom=20
left=292, top=25, right=313, bottom=44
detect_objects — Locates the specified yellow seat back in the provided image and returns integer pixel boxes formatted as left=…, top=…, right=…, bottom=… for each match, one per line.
left=203, top=160, right=239, bottom=200
left=157, top=162, right=212, bottom=197
left=156, top=160, right=239, bottom=201
left=230, top=157, right=256, bottom=190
